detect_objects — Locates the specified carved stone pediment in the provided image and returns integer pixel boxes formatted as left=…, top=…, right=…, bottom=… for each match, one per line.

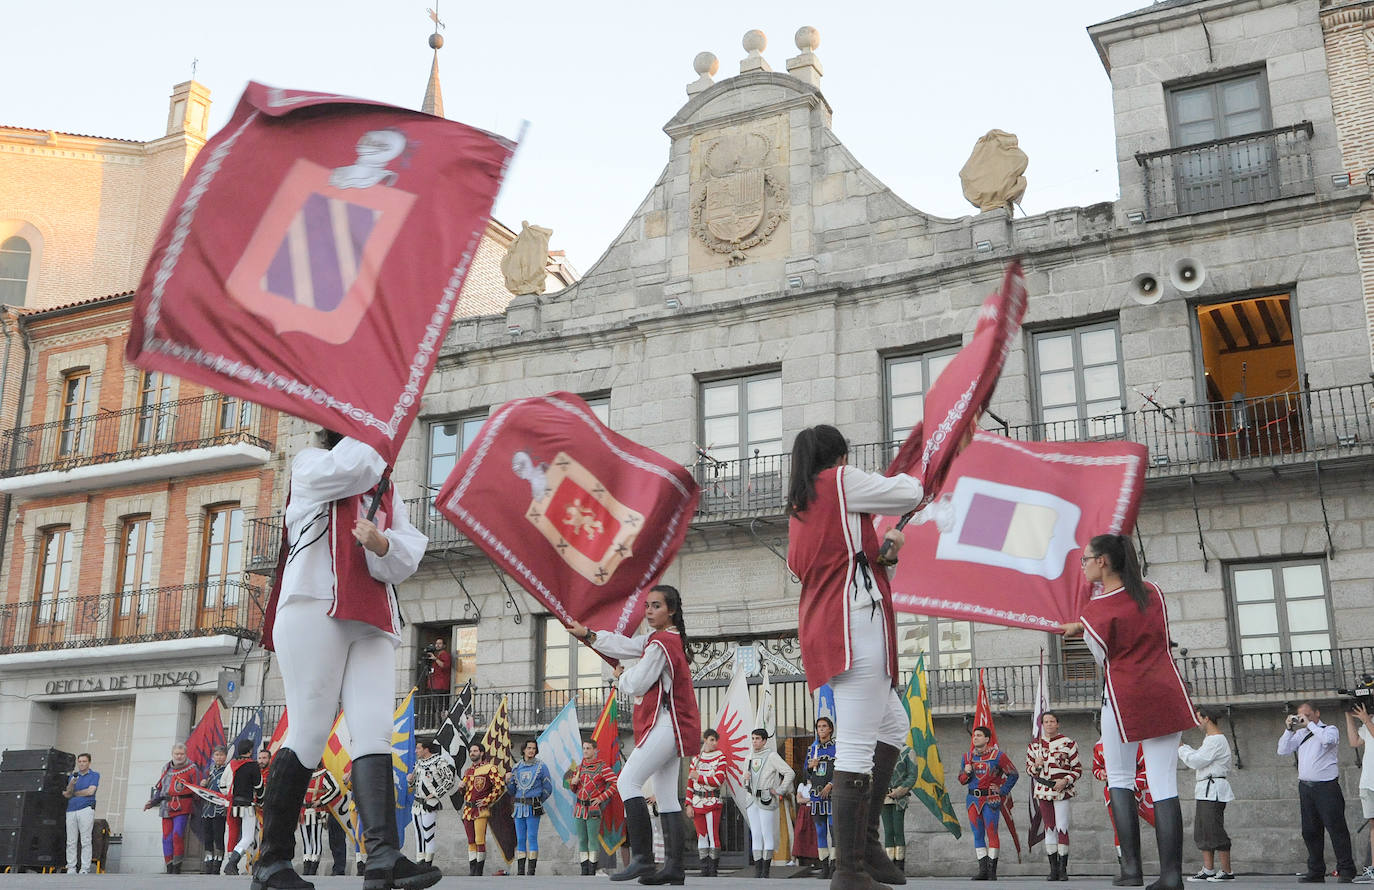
left=688, top=116, right=790, bottom=270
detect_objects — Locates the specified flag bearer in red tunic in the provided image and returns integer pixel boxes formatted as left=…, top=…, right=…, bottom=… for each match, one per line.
left=1062, top=533, right=1197, bottom=890
left=572, top=584, right=702, bottom=886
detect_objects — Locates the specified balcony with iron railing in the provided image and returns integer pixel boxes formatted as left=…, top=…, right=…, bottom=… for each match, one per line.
left=1135, top=121, right=1316, bottom=220
left=242, top=380, right=1374, bottom=567
left=449, top=645, right=1374, bottom=734
left=0, top=579, right=263, bottom=656
left=0, top=394, right=274, bottom=497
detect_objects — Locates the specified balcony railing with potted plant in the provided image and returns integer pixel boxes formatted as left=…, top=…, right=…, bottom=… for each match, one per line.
left=0, top=579, right=263, bottom=655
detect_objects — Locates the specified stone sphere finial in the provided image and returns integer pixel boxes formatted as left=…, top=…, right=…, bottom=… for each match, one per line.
left=743, top=29, right=767, bottom=53
left=794, top=26, right=820, bottom=52
left=428, top=32, right=444, bottom=50
left=693, top=52, right=719, bottom=78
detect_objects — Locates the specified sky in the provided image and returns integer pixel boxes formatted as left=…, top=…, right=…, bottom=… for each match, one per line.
left=3, top=0, right=1149, bottom=272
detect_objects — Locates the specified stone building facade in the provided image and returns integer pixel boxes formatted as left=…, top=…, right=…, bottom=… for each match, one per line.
left=304, top=0, right=1374, bottom=877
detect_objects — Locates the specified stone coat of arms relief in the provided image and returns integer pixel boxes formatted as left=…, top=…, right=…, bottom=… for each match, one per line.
left=689, top=117, right=789, bottom=268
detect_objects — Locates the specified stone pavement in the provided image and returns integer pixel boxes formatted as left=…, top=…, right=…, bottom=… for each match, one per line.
left=0, top=875, right=1319, bottom=888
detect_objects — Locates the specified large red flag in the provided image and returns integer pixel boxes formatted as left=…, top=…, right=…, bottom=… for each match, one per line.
left=591, top=691, right=625, bottom=855
left=888, top=261, right=1027, bottom=505
left=972, top=670, right=1022, bottom=861
left=435, top=392, right=699, bottom=637
left=883, top=432, right=1147, bottom=631
left=127, top=82, right=515, bottom=463
left=185, top=699, right=226, bottom=772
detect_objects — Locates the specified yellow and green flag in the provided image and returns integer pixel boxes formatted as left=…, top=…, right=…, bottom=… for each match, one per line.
left=900, top=653, right=962, bottom=839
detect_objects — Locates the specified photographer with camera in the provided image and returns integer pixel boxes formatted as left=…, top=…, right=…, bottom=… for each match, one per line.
left=422, top=636, right=452, bottom=699
left=1278, top=701, right=1356, bottom=883
left=63, top=753, right=98, bottom=875
left=1344, top=693, right=1374, bottom=884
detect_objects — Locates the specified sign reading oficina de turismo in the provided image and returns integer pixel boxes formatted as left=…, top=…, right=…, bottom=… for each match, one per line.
left=44, top=670, right=201, bottom=695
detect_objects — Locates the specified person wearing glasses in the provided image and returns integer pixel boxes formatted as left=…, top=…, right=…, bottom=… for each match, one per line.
left=1061, top=534, right=1197, bottom=890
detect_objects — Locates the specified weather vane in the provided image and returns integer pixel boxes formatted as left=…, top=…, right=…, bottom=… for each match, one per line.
left=427, top=5, right=445, bottom=32
left=191, top=57, right=199, bottom=79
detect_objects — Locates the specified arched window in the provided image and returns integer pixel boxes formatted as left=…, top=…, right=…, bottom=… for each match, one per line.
left=0, top=236, right=32, bottom=306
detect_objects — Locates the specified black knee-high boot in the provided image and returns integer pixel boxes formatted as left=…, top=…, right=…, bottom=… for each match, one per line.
left=610, top=797, right=657, bottom=882
left=351, top=753, right=442, bottom=890
left=1146, top=798, right=1183, bottom=890
left=641, top=812, right=686, bottom=885
left=864, top=744, right=907, bottom=885
left=1109, top=788, right=1144, bottom=887
left=250, top=747, right=315, bottom=890
left=830, top=771, right=890, bottom=890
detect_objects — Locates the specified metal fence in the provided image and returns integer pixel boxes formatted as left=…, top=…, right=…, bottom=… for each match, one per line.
left=0, top=580, right=263, bottom=654
left=1136, top=121, right=1316, bottom=220
left=0, top=394, right=273, bottom=477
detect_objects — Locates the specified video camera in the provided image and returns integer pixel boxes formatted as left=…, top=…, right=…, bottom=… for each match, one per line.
left=417, top=642, right=439, bottom=673
left=1336, top=673, right=1374, bottom=709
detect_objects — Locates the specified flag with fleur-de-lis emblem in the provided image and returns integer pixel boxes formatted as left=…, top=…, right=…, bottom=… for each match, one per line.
left=436, top=392, right=699, bottom=640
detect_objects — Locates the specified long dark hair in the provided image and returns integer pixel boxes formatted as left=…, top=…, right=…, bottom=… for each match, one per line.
left=787, top=425, right=849, bottom=515
left=1090, top=533, right=1149, bottom=611
left=651, top=584, right=690, bottom=651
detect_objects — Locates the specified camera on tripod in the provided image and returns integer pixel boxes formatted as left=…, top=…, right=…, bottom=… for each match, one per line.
left=1336, top=673, right=1374, bottom=709
left=417, top=642, right=439, bottom=673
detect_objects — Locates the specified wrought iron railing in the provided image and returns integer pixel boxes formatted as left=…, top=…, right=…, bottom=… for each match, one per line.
left=245, top=515, right=284, bottom=573
left=1136, top=121, right=1316, bottom=219
left=0, top=580, right=263, bottom=654
left=451, top=647, right=1374, bottom=735
left=0, top=394, right=273, bottom=477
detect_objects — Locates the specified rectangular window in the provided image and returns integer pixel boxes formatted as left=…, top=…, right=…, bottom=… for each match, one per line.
left=699, top=372, right=783, bottom=464
left=585, top=397, right=610, bottom=428
left=136, top=371, right=174, bottom=445
left=31, top=527, right=74, bottom=644
left=427, top=414, right=488, bottom=495
left=1167, top=71, right=1277, bottom=213
left=1229, top=557, right=1334, bottom=690
left=58, top=371, right=93, bottom=457
left=453, top=624, right=478, bottom=688
left=114, top=517, right=156, bottom=639
left=200, top=505, right=245, bottom=627
left=895, top=614, right=974, bottom=675
left=1032, top=322, right=1124, bottom=441
left=886, top=349, right=958, bottom=443
left=217, top=395, right=254, bottom=434
left=537, top=615, right=604, bottom=692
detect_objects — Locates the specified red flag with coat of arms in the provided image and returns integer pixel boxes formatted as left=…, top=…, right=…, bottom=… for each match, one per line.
left=882, top=432, right=1147, bottom=631
left=435, top=392, right=699, bottom=638
left=126, top=82, right=515, bottom=463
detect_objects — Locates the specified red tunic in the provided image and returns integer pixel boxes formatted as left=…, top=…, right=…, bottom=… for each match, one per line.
left=788, top=466, right=899, bottom=691
left=1080, top=582, right=1197, bottom=743
left=633, top=628, right=702, bottom=757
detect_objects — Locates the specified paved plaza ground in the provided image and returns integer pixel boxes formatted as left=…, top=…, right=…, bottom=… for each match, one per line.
left=0, top=876, right=1323, bottom=888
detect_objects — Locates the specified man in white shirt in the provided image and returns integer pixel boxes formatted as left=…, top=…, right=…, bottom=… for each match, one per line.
left=1345, top=700, right=1374, bottom=884
left=1179, top=706, right=1234, bottom=882
left=1278, top=701, right=1356, bottom=883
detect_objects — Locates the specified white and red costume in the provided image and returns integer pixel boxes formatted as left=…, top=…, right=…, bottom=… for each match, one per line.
left=1026, top=732, right=1082, bottom=852
left=590, top=627, right=701, bottom=812
left=687, top=749, right=727, bottom=857
left=1080, top=581, right=1196, bottom=801
left=788, top=465, right=923, bottom=773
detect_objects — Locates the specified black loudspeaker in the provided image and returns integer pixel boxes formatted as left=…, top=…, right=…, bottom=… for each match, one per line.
left=1, top=749, right=75, bottom=773
left=0, top=824, right=64, bottom=868
left=0, top=769, right=69, bottom=793
left=0, top=790, right=65, bottom=829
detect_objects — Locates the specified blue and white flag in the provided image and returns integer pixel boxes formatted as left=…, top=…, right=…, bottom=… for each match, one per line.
left=392, top=689, right=418, bottom=843
left=816, top=684, right=836, bottom=726
left=230, top=711, right=263, bottom=756
left=536, top=699, right=583, bottom=843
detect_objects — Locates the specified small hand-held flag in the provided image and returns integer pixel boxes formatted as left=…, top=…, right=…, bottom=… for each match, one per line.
left=127, top=82, right=516, bottom=463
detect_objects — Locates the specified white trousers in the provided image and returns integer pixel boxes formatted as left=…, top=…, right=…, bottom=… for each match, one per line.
left=618, top=712, right=682, bottom=813
left=1101, top=699, right=1180, bottom=801
left=1043, top=798, right=1071, bottom=846
left=830, top=601, right=908, bottom=772
left=274, top=598, right=397, bottom=760
left=747, top=804, right=778, bottom=855
left=300, top=810, right=324, bottom=862
left=65, top=807, right=94, bottom=873
left=411, top=807, right=437, bottom=859
left=233, top=811, right=257, bottom=855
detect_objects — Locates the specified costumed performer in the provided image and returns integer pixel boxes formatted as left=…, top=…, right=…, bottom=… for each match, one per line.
left=409, top=738, right=456, bottom=867
left=508, top=739, right=554, bottom=874
left=571, top=584, right=702, bottom=885
left=1026, top=711, right=1082, bottom=881
left=257, top=430, right=435, bottom=890
left=806, top=718, right=838, bottom=879
left=1062, top=533, right=1197, bottom=890
left=745, top=728, right=796, bottom=878
left=958, top=726, right=1018, bottom=881
left=567, top=738, right=619, bottom=876
left=299, top=763, right=339, bottom=876
left=687, top=729, right=727, bottom=877
left=224, top=739, right=262, bottom=874
left=787, top=423, right=934, bottom=890
left=462, top=742, right=503, bottom=875
left=144, top=742, right=198, bottom=874
left=1092, top=740, right=1156, bottom=863
left=200, top=744, right=229, bottom=877
left=880, top=743, right=917, bottom=879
